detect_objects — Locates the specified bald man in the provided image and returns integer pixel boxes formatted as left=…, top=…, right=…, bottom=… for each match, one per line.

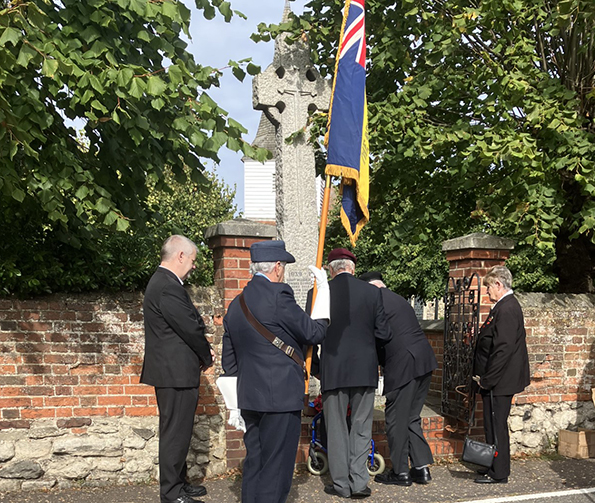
left=141, top=235, right=214, bottom=503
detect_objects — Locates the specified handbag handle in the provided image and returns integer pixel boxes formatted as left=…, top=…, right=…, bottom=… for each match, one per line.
left=468, top=389, right=498, bottom=448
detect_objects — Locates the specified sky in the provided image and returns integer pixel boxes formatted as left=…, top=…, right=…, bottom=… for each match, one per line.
left=184, top=0, right=310, bottom=211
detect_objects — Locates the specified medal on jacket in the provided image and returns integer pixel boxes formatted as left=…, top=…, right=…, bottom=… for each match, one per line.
left=481, top=313, right=494, bottom=329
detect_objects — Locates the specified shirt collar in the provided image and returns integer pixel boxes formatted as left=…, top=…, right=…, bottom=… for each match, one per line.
left=254, top=272, right=271, bottom=282
left=495, top=289, right=514, bottom=305
left=159, top=265, right=184, bottom=285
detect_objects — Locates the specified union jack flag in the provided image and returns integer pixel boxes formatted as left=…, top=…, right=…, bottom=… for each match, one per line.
left=325, top=0, right=369, bottom=246
left=339, top=0, right=366, bottom=68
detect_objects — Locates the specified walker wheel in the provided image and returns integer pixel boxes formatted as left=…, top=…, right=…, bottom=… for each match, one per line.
left=367, top=453, right=385, bottom=476
left=307, top=451, right=329, bottom=476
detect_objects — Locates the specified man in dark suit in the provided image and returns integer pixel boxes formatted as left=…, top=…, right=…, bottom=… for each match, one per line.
left=141, top=235, right=214, bottom=503
left=312, top=249, right=391, bottom=499
left=221, top=241, right=328, bottom=503
left=360, top=272, right=438, bottom=486
left=473, top=265, right=530, bottom=484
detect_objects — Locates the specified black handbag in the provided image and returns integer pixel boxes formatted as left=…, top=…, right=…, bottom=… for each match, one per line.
left=462, top=390, right=498, bottom=468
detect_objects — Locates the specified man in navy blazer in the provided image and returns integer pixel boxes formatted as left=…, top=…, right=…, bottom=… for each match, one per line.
left=360, top=272, right=437, bottom=487
left=141, top=235, right=214, bottom=503
left=311, top=249, right=391, bottom=500
left=222, top=241, right=328, bottom=503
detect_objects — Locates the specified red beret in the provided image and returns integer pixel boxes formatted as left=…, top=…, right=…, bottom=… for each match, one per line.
left=327, top=248, right=357, bottom=264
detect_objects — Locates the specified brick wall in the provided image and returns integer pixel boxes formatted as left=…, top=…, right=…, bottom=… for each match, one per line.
left=1, top=229, right=594, bottom=490
left=421, top=321, right=443, bottom=395
left=420, top=294, right=595, bottom=443
left=210, top=236, right=260, bottom=310
left=515, top=293, right=595, bottom=405
left=0, top=288, right=225, bottom=430
left=206, top=219, right=275, bottom=310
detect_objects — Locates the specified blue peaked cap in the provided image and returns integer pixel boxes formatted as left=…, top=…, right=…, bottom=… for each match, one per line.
left=250, top=241, right=295, bottom=264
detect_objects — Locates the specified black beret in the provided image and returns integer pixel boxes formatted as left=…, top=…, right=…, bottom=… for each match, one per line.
left=359, top=271, right=384, bottom=282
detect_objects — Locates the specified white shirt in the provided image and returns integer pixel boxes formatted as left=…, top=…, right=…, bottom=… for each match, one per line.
left=159, top=265, right=183, bottom=285
left=495, top=289, right=514, bottom=305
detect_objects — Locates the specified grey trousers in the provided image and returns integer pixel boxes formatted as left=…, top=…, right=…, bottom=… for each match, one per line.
left=322, top=387, right=375, bottom=497
left=385, top=372, right=434, bottom=474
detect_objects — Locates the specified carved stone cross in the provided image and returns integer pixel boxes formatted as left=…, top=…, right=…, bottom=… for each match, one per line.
left=253, top=9, right=331, bottom=306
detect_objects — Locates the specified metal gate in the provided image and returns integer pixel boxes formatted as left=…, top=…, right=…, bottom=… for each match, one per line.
left=441, top=273, right=481, bottom=424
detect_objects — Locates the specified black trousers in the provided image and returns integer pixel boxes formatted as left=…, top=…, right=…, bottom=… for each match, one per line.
left=385, top=372, right=434, bottom=474
left=481, top=392, right=513, bottom=480
left=155, top=387, right=200, bottom=503
left=241, top=409, right=301, bottom=503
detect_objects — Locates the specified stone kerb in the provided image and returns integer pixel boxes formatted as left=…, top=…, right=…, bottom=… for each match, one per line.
left=205, top=218, right=276, bottom=310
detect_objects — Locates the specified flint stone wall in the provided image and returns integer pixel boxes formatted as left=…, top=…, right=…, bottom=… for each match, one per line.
left=423, top=292, right=595, bottom=454
left=0, top=289, right=227, bottom=491
left=507, top=293, right=595, bottom=453
left=1, top=287, right=595, bottom=491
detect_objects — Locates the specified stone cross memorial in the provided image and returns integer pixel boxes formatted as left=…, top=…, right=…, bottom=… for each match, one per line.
left=252, top=1, right=331, bottom=306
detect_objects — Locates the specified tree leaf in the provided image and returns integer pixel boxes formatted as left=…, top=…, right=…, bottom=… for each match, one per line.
left=42, top=59, right=59, bottom=78
left=129, top=77, right=146, bottom=98
left=147, top=76, right=167, bottom=96
left=0, top=27, right=22, bottom=47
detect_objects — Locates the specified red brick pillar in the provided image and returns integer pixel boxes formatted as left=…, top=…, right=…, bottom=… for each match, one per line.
left=206, top=218, right=276, bottom=310
left=442, top=232, right=515, bottom=323
left=205, top=218, right=276, bottom=470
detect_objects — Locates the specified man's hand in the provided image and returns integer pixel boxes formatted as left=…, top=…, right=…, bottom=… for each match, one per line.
left=200, top=349, right=216, bottom=371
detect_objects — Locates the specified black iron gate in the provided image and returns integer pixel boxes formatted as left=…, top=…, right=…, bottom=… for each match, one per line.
left=441, top=273, right=481, bottom=424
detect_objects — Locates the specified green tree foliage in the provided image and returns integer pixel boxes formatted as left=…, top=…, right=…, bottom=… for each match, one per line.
left=259, top=0, right=595, bottom=295
left=0, top=167, right=237, bottom=295
left=0, top=0, right=269, bottom=294
left=145, top=167, right=237, bottom=286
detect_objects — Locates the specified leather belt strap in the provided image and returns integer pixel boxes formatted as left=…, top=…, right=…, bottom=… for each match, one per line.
left=239, top=293, right=307, bottom=378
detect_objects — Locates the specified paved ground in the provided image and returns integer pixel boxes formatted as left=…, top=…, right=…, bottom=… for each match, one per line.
left=1, top=456, right=594, bottom=503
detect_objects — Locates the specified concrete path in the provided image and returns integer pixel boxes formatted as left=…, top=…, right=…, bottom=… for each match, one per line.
left=1, top=457, right=594, bottom=503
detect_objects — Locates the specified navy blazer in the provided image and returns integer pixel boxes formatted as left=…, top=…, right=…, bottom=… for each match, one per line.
left=378, top=288, right=437, bottom=393
left=473, top=294, right=530, bottom=396
left=140, top=267, right=213, bottom=388
left=310, top=273, right=392, bottom=393
left=222, top=275, right=327, bottom=413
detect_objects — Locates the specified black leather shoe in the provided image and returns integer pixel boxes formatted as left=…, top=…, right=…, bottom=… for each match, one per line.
left=172, top=496, right=203, bottom=503
left=324, top=484, right=350, bottom=498
left=351, top=486, right=371, bottom=499
left=410, top=466, right=432, bottom=484
left=474, top=474, right=508, bottom=484
left=374, top=471, right=412, bottom=486
left=182, top=484, right=207, bottom=498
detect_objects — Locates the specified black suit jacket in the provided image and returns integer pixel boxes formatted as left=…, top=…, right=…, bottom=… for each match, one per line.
left=473, top=294, right=530, bottom=396
left=309, top=273, right=392, bottom=393
left=222, top=275, right=327, bottom=413
left=140, top=267, right=213, bottom=388
left=378, top=288, right=437, bottom=393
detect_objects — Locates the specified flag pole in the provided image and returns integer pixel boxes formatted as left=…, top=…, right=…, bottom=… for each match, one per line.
left=304, top=174, right=332, bottom=400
